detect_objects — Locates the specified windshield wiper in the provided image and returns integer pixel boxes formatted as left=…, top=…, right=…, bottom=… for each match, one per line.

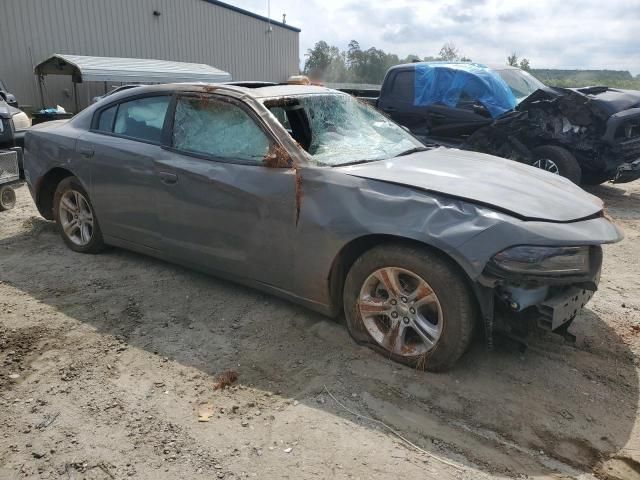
left=394, top=147, right=429, bottom=157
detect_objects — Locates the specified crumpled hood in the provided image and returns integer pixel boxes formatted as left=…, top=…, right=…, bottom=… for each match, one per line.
left=569, top=87, right=640, bottom=116
left=337, top=148, right=603, bottom=222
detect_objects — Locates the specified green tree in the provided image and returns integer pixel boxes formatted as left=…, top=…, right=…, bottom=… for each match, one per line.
left=303, top=41, right=333, bottom=76
left=507, top=52, right=519, bottom=67
left=402, top=54, right=422, bottom=63
left=438, top=42, right=460, bottom=61
left=303, top=41, right=347, bottom=82
left=519, top=58, right=531, bottom=71
left=437, top=42, right=471, bottom=62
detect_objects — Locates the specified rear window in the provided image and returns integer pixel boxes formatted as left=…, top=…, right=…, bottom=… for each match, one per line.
left=388, top=71, right=414, bottom=103
left=114, top=96, right=170, bottom=143
left=94, top=96, right=170, bottom=143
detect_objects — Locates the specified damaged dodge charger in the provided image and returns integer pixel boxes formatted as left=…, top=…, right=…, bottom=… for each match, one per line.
left=23, top=84, right=622, bottom=371
left=375, top=62, right=640, bottom=184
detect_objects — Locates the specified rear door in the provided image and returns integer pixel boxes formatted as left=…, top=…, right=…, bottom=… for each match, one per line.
left=76, top=94, right=172, bottom=250
left=154, top=93, right=296, bottom=288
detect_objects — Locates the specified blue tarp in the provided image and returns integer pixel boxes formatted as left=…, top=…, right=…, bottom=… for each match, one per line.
left=414, top=62, right=517, bottom=118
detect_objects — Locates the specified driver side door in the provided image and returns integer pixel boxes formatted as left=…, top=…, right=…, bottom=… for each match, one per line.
left=155, top=93, right=296, bottom=290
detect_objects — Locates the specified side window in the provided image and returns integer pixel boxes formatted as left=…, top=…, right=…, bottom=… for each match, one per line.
left=96, top=104, right=117, bottom=132
left=172, top=96, right=270, bottom=163
left=113, top=96, right=170, bottom=143
left=457, top=78, right=487, bottom=111
left=388, top=71, right=414, bottom=103
left=269, top=106, right=291, bottom=130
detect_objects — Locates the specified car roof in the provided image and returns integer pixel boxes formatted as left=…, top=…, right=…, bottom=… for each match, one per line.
left=388, top=61, right=522, bottom=73
left=103, top=82, right=342, bottom=101
left=236, top=84, right=341, bottom=98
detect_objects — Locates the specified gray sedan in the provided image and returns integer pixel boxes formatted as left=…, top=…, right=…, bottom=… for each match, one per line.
left=23, top=83, right=622, bottom=371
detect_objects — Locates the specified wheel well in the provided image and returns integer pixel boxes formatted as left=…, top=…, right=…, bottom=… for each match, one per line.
left=36, top=167, right=74, bottom=220
left=328, top=234, right=473, bottom=316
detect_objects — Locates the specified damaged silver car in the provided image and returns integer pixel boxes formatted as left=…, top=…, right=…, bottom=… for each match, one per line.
left=23, top=84, right=622, bottom=371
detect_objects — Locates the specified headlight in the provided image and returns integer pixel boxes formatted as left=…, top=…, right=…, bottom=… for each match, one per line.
left=491, top=246, right=590, bottom=276
left=11, top=111, right=31, bottom=130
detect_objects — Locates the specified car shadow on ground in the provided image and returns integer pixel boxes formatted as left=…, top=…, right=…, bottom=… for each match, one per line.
left=1, top=216, right=638, bottom=478
left=585, top=183, right=640, bottom=221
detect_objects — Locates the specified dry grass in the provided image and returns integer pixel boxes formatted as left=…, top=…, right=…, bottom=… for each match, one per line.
left=213, top=370, right=239, bottom=390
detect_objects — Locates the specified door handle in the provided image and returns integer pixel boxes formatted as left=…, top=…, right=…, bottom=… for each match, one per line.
left=158, top=171, right=178, bottom=184
left=78, top=147, right=94, bottom=158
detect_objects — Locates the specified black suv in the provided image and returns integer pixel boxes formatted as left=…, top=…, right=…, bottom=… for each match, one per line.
left=374, top=63, right=640, bottom=185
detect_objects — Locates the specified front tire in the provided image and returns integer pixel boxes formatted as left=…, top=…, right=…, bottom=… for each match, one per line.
left=53, top=176, right=105, bottom=253
left=531, top=145, right=582, bottom=184
left=343, top=244, right=476, bottom=372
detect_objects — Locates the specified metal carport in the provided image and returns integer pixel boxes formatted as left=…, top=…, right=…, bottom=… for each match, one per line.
left=34, top=54, right=232, bottom=111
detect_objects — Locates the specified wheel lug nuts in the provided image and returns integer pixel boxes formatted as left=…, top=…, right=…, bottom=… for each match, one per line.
left=390, top=299, right=397, bottom=305
left=403, top=317, right=410, bottom=324
left=401, top=296, right=407, bottom=303
left=410, top=308, right=416, bottom=314
left=391, top=312, right=398, bottom=318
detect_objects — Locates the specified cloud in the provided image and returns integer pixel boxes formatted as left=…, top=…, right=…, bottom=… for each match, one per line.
left=229, top=0, right=640, bottom=74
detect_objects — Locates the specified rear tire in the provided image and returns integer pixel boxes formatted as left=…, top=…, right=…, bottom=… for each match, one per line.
left=53, top=176, right=105, bottom=254
left=343, top=244, right=476, bottom=372
left=531, top=145, right=582, bottom=184
left=0, top=186, right=16, bottom=211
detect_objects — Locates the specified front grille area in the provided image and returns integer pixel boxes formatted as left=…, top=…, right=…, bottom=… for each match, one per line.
left=0, top=149, right=20, bottom=182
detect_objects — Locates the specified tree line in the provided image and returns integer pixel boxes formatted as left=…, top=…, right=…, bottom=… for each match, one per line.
left=303, top=40, right=640, bottom=90
left=303, top=41, right=472, bottom=84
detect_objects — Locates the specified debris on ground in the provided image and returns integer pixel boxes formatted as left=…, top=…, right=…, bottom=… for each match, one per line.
left=198, top=403, right=215, bottom=422
left=213, top=370, right=238, bottom=390
left=1, top=185, right=639, bottom=479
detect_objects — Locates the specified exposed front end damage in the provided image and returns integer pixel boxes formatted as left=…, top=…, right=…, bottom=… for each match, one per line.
left=336, top=148, right=623, bottom=351
left=464, top=86, right=640, bottom=184
left=475, top=246, right=604, bottom=348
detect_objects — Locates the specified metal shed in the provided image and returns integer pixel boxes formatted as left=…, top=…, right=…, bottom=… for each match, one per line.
left=0, top=0, right=300, bottom=112
left=34, top=54, right=232, bottom=111
left=35, top=54, right=232, bottom=84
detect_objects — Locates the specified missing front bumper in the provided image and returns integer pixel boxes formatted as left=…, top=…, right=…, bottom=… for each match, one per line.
left=536, top=286, right=595, bottom=333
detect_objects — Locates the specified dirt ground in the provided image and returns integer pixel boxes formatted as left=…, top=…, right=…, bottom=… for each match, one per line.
left=1, top=182, right=639, bottom=480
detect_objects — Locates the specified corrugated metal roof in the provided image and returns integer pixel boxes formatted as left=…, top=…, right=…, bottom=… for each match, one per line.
left=201, top=0, right=301, bottom=32
left=34, top=54, right=232, bottom=84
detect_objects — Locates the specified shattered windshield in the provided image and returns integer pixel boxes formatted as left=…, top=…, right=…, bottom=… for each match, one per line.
left=496, top=69, right=546, bottom=103
left=265, top=94, right=423, bottom=166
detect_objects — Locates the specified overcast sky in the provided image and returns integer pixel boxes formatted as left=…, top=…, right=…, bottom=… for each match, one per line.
left=230, top=0, right=640, bottom=75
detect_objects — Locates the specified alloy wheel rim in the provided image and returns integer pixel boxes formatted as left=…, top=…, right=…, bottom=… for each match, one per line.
left=59, top=190, right=94, bottom=246
left=358, top=267, right=443, bottom=357
left=533, top=158, right=560, bottom=175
